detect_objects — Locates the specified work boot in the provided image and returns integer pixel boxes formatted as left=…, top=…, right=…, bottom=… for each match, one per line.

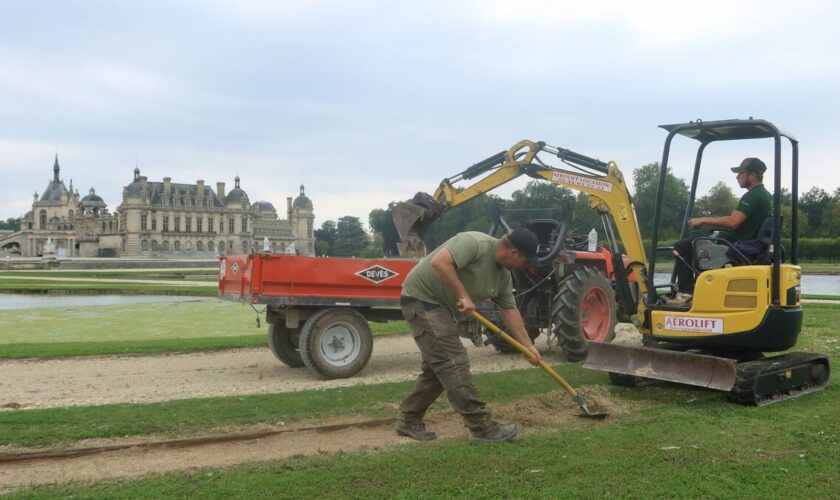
left=468, top=421, right=519, bottom=444
left=395, top=422, right=437, bottom=441
left=666, top=292, right=692, bottom=307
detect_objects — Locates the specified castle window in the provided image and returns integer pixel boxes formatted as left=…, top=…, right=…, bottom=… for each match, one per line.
left=39, top=210, right=47, bottom=229
left=174, top=216, right=181, bottom=233
left=208, top=241, right=214, bottom=252
left=197, top=217, right=203, bottom=233
left=196, top=241, right=204, bottom=251
left=151, top=217, right=157, bottom=231
left=208, top=217, right=215, bottom=233
left=163, top=216, right=170, bottom=232
left=163, top=241, right=170, bottom=250
left=141, top=239, right=149, bottom=250
left=218, top=241, right=225, bottom=252
left=228, top=218, right=235, bottom=234
left=174, top=241, right=181, bottom=251
left=151, top=240, right=159, bottom=250
left=185, top=216, right=192, bottom=233
left=141, top=214, right=148, bottom=231
left=241, top=216, right=248, bottom=233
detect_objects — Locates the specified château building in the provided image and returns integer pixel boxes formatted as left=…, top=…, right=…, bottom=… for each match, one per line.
left=0, top=156, right=314, bottom=258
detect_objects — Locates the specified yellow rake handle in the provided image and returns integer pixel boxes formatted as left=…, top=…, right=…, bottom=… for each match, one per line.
left=469, top=310, right=578, bottom=398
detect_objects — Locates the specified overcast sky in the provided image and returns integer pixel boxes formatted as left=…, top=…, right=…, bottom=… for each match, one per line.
left=2, top=0, right=838, bottom=228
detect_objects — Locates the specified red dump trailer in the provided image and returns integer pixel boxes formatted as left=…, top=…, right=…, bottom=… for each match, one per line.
left=218, top=253, right=417, bottom=379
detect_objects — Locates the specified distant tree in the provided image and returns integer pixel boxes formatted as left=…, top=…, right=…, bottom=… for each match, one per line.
left=423, top=191, right=498, bottom=251
left=800, top=187, right=831, bottom=236
left=693, top=181, right=738, bottom=217
left=822, top=187, right=840, bottom=238
left=504, top=181, right=576, bottom=231
left=361, top=232, right=385, bottom=258
left=571, top=192, right=602, bottom=239
left=333, top=216, right=369, bottom=257
left=368, top=205, right=400, bottom=256
left=0, top=217, right=21, bottom=231
left=632, top=162, right=690, bottom=240
left=314, top=220, right=337, bottom=256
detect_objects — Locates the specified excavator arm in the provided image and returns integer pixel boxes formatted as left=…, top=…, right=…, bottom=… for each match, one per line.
left=393, top=139, right=651, bottom=328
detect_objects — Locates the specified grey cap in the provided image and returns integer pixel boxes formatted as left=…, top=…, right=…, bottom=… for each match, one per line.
left=731, top=157, right=767, bottom=174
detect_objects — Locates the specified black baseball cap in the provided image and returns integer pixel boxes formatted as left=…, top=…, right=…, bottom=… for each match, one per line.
left=731, top=157, right=767, bottom=174
left=508, top=228, right=540, bottom=270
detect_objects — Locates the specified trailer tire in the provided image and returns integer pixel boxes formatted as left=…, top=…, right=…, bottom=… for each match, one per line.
left=299, top=308, right=373, bottom=379
left=267, top=322, right=304, bottom=368
left=552, top=266, right=617, bottom=361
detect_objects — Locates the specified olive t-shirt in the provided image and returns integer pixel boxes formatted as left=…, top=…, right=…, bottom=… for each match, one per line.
left=727, top=184, right=772, bottom=241
left=402, top=232, right=516, bottom=316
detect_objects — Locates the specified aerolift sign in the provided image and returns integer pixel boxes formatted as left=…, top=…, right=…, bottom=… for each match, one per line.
left=551, top=171, right=613, bottom=192
left=663, top=315, right=724, bottom=334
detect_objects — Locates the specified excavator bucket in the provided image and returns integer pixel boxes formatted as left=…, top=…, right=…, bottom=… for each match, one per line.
left=393, top=192, right=447, bottom=257
left=584, top=342, right=738, bottom=392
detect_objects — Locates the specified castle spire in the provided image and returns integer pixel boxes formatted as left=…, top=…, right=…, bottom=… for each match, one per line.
left=53, top=154, right=60, bottom=182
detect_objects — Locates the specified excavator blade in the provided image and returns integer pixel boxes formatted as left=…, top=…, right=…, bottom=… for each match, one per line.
left=393, top=193, right=446, bottom=258
left=584, top=342, right=738, bottom=392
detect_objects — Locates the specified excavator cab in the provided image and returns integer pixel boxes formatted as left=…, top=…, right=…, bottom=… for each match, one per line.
left=644, top=119, right=803, bottom=350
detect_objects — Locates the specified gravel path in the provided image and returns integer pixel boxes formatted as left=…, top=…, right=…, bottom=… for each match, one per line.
left=0, top=327, right=640, bottom=411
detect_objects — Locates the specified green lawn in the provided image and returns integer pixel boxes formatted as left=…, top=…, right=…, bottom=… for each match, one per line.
left=0, top=299, right=408, bottom=358
left=6, top=302, right=839, bottom=497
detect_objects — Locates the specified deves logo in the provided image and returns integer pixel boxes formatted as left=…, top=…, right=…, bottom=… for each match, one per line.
left=356, top=265, right=399, bottom=284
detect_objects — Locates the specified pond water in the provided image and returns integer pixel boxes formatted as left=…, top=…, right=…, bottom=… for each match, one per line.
left=652, top=273, right=840, bottom=296
left=0, top=294, right=207, bottom=311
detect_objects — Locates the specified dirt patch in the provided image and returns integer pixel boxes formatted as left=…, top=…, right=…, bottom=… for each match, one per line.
left=0, top=388, right=640, bottom=493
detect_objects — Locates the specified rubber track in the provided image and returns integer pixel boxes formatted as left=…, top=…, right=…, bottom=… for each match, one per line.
left=0, top=418, right=396, bottom=465
left=728, top=352, right=831, bottom=406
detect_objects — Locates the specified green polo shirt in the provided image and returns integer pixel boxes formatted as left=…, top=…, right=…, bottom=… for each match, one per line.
left=727, top=184, right=772, bottom=241
left=402, top=231, right=516, bottom=316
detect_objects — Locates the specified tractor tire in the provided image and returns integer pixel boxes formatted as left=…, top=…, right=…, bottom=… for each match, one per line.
left=478, top=307, right=540, bottom=354
left=267, top=321, right=304, bottom=368
left=299, top=308, right=373, bottom=379
left=552, top=266, right=618, bottom=361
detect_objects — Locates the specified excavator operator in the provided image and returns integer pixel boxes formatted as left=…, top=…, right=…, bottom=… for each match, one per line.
left=668, top=157, right=773, bottom=306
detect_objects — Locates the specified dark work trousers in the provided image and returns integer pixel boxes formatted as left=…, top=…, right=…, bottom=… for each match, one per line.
left=672, top=239, right=695, bottom=294
left=397, top=297, right=492, bottom=431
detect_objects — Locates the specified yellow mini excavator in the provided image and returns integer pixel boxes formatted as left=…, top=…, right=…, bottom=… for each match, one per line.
left=393, top=118, right=829, bottom=406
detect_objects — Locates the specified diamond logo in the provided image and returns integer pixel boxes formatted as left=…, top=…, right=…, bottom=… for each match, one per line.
left=356, top=265, right=399, bottom=284
left=231, top=263, right=240, bottom=274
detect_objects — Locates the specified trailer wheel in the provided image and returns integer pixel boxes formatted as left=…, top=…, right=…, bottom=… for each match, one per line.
left=299, top=308, right=373, bottom=379
left=267, top=322, right=304, bottom=368
left=552, top=267, right=617, bottom=361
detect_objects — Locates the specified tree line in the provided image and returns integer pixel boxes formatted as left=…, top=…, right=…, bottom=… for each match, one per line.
left=314, top=162, right=840, bottom=260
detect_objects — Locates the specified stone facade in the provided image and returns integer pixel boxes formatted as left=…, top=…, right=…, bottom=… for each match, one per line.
left=0, top=157, right=315, bottom=258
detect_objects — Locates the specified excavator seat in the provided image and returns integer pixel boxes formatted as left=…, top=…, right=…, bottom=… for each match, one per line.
left=693, top=215, right=774, bottom=271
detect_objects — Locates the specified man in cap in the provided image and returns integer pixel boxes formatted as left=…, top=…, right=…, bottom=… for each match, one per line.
left=668, top=157, right=773, bottom=306
left=396, top=228, right=542, bottom=443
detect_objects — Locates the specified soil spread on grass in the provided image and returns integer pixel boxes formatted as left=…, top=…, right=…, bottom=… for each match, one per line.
left=0, top=387, right=643, bottom=493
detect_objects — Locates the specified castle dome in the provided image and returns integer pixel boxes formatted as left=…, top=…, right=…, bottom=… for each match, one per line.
left=293, top=184, right=312, bottom=209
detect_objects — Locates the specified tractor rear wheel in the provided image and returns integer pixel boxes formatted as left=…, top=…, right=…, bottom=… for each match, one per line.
left=552, top=266, right=617, bottom=361
left=267, top=321, right=304, bottom=368
left=481, top=307, right=540, bottom=354
left=299, top=308, right=373, bottom=379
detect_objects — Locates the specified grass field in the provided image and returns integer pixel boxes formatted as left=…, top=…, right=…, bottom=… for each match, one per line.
left=3, top=304, right=839, bottom=497
left=0, top=299, right=408, bottom=358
